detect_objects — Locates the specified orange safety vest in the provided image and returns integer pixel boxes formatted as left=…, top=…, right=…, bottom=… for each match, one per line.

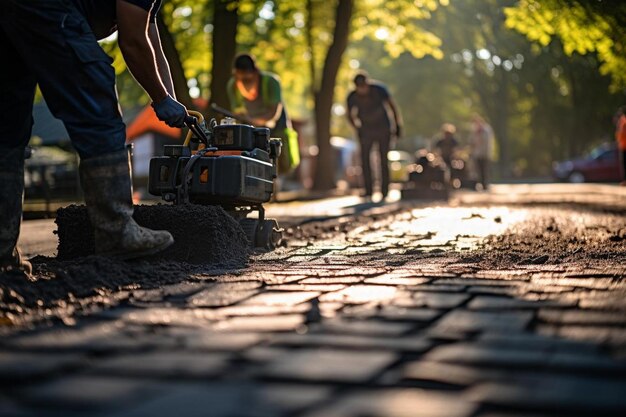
left=617, top=115, right=626, bottom=151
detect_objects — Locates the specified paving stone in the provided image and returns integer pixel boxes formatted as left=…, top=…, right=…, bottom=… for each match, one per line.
left=254, top=384, right=333, bottom=415
left=468, top=270, right=531, bottom=280
left=310, top=318, right=412, bottom=336
left=408, top=284, right=467, bottom=292
left=537, top=325, right=626, bottom=346
left=92, top=351, right=230, bottom=378
left=214, top=314, right=305, bottom=332
left=421, top=342, right=626, bottom=374
left=434, top=278, right=527, bottom=287
left=468, top=295, right=572, bottom=310
left=530, top=276, right=618, bottom=290
left=302, top=388, right=477, bottom=417
left=466, top=286, right=520, bottom=296
left=168, top=330, right=262, bottom=351
left=300, top=277, right=364, bottom=285
left=342, top=305, right=442, bottom=322
left=319, top=285, right=397, bottom=304
left=285, top=255, right=318, bottom=263
left=0, top=351, right=84, bottom=381
left=578, top=293, right=626, bottom=311
left=243, top=346, right=294, bottom=363
left=395, top=292, right=470, bottom=309
left=241, top=291, right=320, bottom=306
left=520, top=284, right=574, bottom=294
left=4, top=322, right=157, bottom=352
left=363, top=276, right=431, bottom=286
left=466, top=376, right=626, bottom=415
left=315, top=266, right=388, bottom=277
left=478, top=332, right=600, bottom=353
left=269, top=332, right=432, bottom=353
left=265, top=284, right=347, bottom=292
left=212, top=303, right=310, bottom=317
left=261, top=348, right=396, bottom=383
left=103, top=383, right=258, bottom=417
left=402, top=360, right=502, bottom=387
left=214, top=271, right=304, bottom=285
left=18, top=376, right=165, bottom=410
left=187, top=282, right=261, bottom=307
left=538, top=309, right=626, bottom=325
left=118, top=307, right=218, bottom=327
left=433, top=310, right=533, bottom=332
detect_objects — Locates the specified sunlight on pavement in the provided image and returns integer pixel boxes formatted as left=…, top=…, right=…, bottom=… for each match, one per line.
left=320, top=285, right=398, bottom=304
left=267, top=195, right=367, bottom=217
left=349, top=206, right=529, bottom=252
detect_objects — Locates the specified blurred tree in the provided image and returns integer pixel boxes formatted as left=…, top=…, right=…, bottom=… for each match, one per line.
left=505, top=0, right=626, bottom=90
left=209, top=0, right=238, bottom=116
left=311, top=0, right=353, bottom=190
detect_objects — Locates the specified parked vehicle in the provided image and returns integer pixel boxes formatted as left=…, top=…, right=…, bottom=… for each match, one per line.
left=24, top=146, right=80, bottom=200
left=552, top=143, right=621, bottom=183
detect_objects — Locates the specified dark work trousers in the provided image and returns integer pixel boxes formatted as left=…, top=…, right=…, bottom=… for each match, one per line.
left=0, top=0, right=125, bottom=157
left=359, top=130, right=391, bottom=197
left=0, top=0, right=125, bottom=260
left=474, top=157, right=489, bottom=189
left=621, top=150, right=626, bottom=181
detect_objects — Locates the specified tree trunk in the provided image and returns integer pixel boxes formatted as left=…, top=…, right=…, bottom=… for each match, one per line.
left=209, top=0, right=238, bottom=117
left=313, top=0, right=354, bottom=190
left=494, top=73, right=510, bottom=178
left=157, top=15, right=193, bottom=109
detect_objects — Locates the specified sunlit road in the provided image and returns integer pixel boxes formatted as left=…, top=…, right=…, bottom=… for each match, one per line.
left=3, top=183, right=626, bottom=417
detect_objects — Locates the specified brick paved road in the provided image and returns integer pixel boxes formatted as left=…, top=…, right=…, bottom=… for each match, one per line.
left=2, top=186, right=626, bottom=417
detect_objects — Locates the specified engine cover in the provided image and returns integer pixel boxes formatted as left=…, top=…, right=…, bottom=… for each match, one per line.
left=149, top=153, right=274, bottom=206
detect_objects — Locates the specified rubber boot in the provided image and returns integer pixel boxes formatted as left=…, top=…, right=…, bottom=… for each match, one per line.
left=0, top=147, right=33, bottom=278
left=79, top=150, right=173, bottom=260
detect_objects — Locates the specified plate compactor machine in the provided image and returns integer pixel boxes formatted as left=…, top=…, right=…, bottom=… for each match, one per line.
left=148, top=111, right=283, bottom=249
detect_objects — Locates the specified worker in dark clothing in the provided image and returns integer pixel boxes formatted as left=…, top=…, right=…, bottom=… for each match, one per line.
left=0, top=0, right=188, bottom=278
left=346, top=71, right=402, bottom=200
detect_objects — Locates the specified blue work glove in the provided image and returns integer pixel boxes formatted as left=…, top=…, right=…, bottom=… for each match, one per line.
left=152, top=95, right=188, bottom=128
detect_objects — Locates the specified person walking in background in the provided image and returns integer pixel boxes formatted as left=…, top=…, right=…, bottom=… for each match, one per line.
left=615, top=106, right=626, bottom=186
left=469, top=114, right=495, bottom=191
left=346, top=71, right=403, bottom=200
left=435, top=123, right=459, bottom=169
left=227, top=53, right=300, bottom=177
left=1, top=0, right=186, bottom=278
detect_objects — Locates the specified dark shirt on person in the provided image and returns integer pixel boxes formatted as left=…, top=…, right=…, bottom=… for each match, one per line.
left=435, top=136, right=459, bottom=163
left=347, top=82, right=392, bottom=133
left=71, top=0, right=161, bottom=40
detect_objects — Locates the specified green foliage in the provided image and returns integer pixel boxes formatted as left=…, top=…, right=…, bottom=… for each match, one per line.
left=505, top=0, right=626, bottom=90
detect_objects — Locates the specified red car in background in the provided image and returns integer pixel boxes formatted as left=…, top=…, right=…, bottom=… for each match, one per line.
left=552, top=143, right=621, bottom=183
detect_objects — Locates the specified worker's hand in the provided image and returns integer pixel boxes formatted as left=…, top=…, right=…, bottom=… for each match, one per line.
left=152, top=95, right=188, bottom=128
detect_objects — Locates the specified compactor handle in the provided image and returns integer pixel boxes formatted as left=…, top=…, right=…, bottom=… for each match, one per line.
left=183, top=110, right=210, bottom=146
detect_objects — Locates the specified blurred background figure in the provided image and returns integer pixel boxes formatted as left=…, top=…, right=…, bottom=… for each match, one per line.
left=615, top=105, right=626, bottom=186
left=227, top=53, right=300, bottom=179
left=346, top=71, right=402, bottom=200
left=469, top=114, right=495, bottom=190
left=435, top=123, right=459, bottom=170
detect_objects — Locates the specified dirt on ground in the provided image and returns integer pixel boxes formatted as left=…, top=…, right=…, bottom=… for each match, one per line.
left=56, top=204, right=250, bottom=264
left=460, top=204, right=626, bottom=270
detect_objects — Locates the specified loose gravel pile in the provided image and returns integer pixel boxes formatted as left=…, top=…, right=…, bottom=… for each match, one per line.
left=56, top=204, right=250, bottom=265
